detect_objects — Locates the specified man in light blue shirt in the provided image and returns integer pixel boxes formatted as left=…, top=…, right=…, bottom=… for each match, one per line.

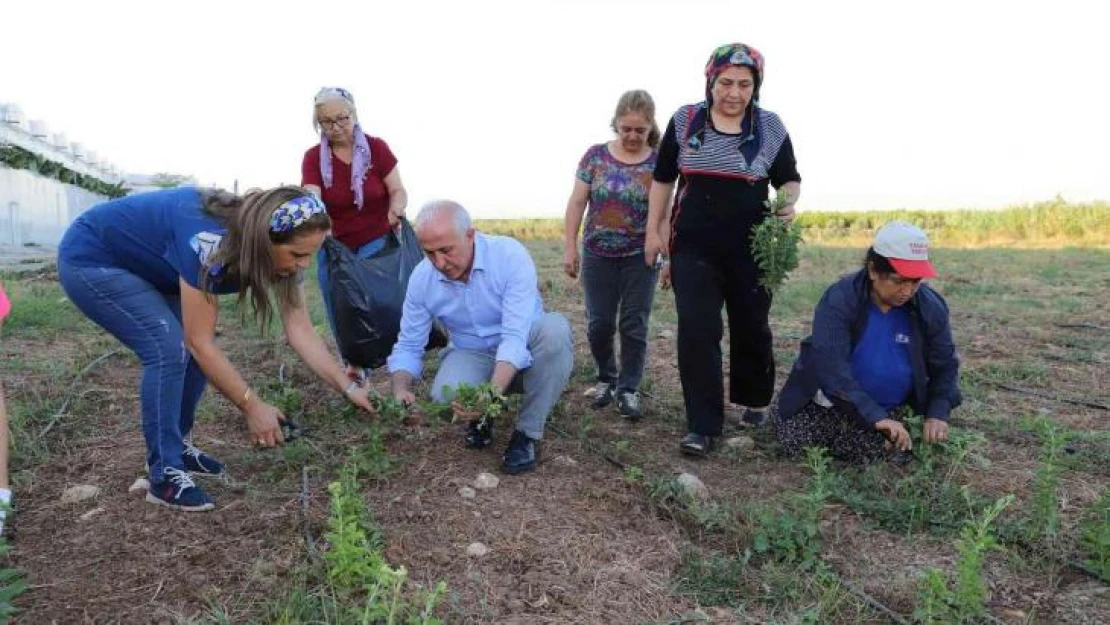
left=388, top=200, right=574, bottom=474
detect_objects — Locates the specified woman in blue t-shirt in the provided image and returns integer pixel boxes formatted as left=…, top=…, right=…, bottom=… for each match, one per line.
left=563, top=89, right=661, bottom=421
left=57, top=186, right=376, bottom=511
left=773, top=222, right=962, bottom=463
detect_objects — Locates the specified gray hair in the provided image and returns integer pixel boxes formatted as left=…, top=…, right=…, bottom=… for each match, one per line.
left=312, top=87, right=358, bottom=133
left=415, top=199, right=472, bottom=237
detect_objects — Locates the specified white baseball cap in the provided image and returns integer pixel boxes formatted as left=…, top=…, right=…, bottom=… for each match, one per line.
left=873, top=221, right=937, bottom=279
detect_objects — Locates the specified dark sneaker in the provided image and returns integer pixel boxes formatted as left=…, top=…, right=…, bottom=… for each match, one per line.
left=679, top=432, right=714, bottom=457
left=182, top=442, right=225, bottom=477
left=585, top=382, right=615, bottom=409
left=147, top=468, right=215, bottom=511
left=616, top=390, right=643, bottom=421
left=465, top=419, right=493, bottom=450
left=741, top=408, right=768, bottom=428
left=502, top=430, right=538, bottom=475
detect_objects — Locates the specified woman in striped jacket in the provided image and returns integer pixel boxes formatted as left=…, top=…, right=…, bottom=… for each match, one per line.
left=645, top=42, right=802, bottom=456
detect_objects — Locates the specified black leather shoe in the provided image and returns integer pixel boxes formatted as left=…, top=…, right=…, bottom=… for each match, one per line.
left=679, top=432, right=714, bottom=457
left=501, top=430, right=537, bottom=474
left=465, top=420, right=493, bottom=449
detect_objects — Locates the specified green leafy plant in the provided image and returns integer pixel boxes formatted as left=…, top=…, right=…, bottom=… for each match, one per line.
left=749, top=447, right=831, bottom=570
left=913, top=492, right=1014, bottom=624
left=323, top=463, right=446, bottom=624
left=622, top=465, right=644, bottom=485
left=348, top=425, right=397, bottom=479
left=448, top=382, right=505, bottom=428
left=1024, top=415, right=1071, bottom=542
left=830, top=411, right=990, bottom=535
left=750, top=188, right=803, bottom=293
left=0, top=528, right=26, bottom=622
left=368, top=390, right=410, bottom=425
left=1080, top=488, right=1110, bottom=579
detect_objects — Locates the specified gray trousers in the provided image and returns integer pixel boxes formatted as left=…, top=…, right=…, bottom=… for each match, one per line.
left=430, top=312, right=573, bottom=440
left=581, top=250, right=658, bottom=393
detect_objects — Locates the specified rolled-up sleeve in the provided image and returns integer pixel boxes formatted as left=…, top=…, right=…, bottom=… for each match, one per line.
left=386, top=266, right=433, bottom=377
left=494, top=241, right=539, bottom=370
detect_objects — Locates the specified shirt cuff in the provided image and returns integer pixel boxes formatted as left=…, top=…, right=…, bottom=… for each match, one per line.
left=495, top=340, right=532, bottom=370
left=925, top=398, right=952, bottom=421
left=386, top=351, right=423, bottom=378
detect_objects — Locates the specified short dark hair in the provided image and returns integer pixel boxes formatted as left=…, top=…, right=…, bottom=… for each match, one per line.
left=863, top=246, right=897, bottom=276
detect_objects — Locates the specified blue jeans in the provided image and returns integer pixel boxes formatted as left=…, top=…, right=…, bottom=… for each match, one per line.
left=58, top=262, right=208, bottom=481
left=316, top=234, right=389, bottom=348
left=429, top=313, right=574, bottom=440
left=580, top=250, right=658, bottom=393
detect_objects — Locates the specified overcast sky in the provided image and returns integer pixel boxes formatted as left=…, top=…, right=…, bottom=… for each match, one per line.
left=4, top=0, right=1107, bottom=217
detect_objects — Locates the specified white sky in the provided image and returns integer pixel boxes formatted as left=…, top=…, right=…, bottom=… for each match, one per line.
left=4, top=0, right=1107, bottom=217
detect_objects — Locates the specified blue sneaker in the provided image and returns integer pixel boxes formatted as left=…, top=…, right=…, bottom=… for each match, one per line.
left=147, top=467, right=215, bottom=511
left=182, top=442, right=225, bottom=477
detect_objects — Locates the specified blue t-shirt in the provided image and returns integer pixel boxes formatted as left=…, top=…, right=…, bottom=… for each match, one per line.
left=58, top=187, right=239, bottom=294
left=850, top=303, right=913, bottom=411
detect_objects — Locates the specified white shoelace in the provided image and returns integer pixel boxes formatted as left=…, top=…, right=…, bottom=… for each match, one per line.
left=183, top=442, right=202, bottom=459
left=163, top=467, right=198, bottom=498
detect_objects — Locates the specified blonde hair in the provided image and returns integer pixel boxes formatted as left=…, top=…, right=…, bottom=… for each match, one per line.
left=610, top=89, right=662, bottom=148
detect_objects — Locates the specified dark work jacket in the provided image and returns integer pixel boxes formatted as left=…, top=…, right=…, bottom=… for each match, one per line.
left=777, top=269, right=962, bottom=427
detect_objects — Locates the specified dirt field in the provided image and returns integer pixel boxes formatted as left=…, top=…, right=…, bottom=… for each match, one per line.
left=2, top=241, right=1108, bottom=623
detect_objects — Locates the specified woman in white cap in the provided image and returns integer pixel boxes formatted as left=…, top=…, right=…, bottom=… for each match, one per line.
left=301, top=87, right=408, bottom=357
left=773, top=221, right=961, bottom=463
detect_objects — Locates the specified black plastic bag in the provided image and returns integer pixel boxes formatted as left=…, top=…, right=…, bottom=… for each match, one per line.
left=324, top=219, right=448, bottom=369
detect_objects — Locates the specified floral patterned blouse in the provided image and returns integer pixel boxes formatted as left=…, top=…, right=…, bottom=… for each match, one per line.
left=575, top=143, right=658, bottom=257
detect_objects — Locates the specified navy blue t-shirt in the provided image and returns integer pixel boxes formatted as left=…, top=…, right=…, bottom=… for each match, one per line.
left=59, top=187, right=239, bottom=294
left=850, top=303, right=913, bottom=411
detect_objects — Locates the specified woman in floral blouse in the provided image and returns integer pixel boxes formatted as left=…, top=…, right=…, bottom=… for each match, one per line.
left=563, top=89, right=661, bottom=421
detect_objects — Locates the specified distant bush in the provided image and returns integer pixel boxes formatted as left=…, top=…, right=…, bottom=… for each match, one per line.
left=477, top=198, right=1110, bottom=247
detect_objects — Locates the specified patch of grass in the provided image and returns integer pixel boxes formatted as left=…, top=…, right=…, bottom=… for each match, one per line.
left=914, top=493, right=1014, bottom=624
left=0, top=281, right=86, bottom=337
left=1080, top=488, right=1110, bottom=579
left=830, top=414, right=991, bottom=535
left=674, top=548, right=751, bottom=606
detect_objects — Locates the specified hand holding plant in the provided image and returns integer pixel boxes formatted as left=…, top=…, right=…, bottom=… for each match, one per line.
left=749, top=188, right=803, bottom=294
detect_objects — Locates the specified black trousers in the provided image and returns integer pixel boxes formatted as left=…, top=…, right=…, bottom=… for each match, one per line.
left=671, top=250, right=774, bottom=436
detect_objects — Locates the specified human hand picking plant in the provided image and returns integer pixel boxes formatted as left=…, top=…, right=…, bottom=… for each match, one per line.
left=450, top=382, right=507, bottom=428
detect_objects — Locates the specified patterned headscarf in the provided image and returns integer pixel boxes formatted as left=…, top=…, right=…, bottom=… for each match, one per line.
left=691, top=43, right=766, bottom=158
left=269, top=194, right=327, bottom=233
left=314, top=87, right=373, bottom=210
left=704, top=42, right=765, bottom=105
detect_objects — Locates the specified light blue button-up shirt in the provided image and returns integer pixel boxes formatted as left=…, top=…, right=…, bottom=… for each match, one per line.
left=386, top=233, right=545, bottom=377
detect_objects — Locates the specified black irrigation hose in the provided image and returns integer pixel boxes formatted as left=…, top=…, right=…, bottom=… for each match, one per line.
left=301, top=466, right=321, bottom=561
left=1055, top=323, right=1108, bottom=332
left=546, top=423, right=628, bottom=470
left=37, top=347, right=125, bottom=439
left=983, top=380, right=1110, bottom=411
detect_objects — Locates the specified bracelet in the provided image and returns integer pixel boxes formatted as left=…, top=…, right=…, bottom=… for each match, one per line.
left=241, top=388, right=252, bottom=410
left=343, top=381, right=360, bottom=397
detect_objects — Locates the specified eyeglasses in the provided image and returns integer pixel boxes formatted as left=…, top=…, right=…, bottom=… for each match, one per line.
left=318, top=114, right=352, bottom=130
